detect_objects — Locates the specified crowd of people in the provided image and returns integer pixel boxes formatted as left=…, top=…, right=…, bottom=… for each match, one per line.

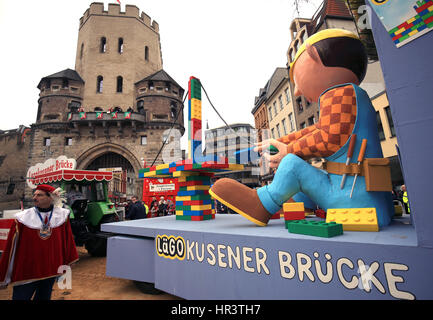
left=123, top=196, right=175, bottom=220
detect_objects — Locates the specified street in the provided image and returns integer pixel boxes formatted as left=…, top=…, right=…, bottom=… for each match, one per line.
left=0, top=246, right=180, bottom=300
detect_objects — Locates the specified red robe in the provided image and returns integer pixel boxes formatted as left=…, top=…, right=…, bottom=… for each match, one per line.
left=0, top=207, right=78, bottom=286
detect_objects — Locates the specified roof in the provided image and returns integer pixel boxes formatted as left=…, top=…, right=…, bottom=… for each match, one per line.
left=135, top=69, right=183, bottom=90
left=37, top=68, right=84, bottom=89
left=324, top=0, right=352, bottom=18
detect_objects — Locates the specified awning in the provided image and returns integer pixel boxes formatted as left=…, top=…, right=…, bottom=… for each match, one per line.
left=29, top=169, right=113, bottom=185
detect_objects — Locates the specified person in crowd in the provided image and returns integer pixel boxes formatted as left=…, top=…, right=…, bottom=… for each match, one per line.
left=125, top=195, right=147, bottom=220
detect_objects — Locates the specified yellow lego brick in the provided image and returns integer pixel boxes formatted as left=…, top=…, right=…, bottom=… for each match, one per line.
left=394, top=28, right=405, bottom=35
left=176, top=196, right=192, bottom=201
left=191, top=204, right=212, bottom=211
left=176, top=211, right=183, bottom=215
left=173, top=171, right=202, bottom=177
left=407, top=17, right=416, bottom=23
left=142, top=171, right=157, bottom=177
left=429, top=5, right=433, bottom=11
left=283, top=202, right=304, bottom=212
left=326, top=208, right=379, bottom=232
left=156, top=163, right=170, bottom=170
left=187, top=185, right=210, bottom=191
left=228, top=164, right=245, bottom=171
left=408, top=29, right=418, bottom=37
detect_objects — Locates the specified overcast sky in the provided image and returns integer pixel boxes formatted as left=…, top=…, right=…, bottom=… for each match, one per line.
left=0, top=0, right=322, bottom=140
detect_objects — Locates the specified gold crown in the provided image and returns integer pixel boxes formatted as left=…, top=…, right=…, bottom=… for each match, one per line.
left=289, top=29, right=359, bottom=82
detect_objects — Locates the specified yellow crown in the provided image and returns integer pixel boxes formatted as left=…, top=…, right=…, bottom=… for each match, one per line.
left=289, top=29, right=359, bottom=82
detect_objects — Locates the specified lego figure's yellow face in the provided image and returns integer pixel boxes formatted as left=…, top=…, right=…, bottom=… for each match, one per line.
left=292, top=45, right=359, bottom=103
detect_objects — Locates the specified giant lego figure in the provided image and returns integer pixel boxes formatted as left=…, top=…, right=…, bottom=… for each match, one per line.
left=209, top=29, right=394, bottom=228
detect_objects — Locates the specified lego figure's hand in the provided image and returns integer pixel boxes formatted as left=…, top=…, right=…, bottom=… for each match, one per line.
left=254, top=139, right=288, bottom=168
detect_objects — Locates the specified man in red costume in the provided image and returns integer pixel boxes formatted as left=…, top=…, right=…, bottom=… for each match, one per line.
left=0, top=184, right=78, bottom=300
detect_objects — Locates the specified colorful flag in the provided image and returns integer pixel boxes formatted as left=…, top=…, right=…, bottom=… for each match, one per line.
left=67, top=113, right=72, bottom=121
left=111, top=111, right=118, bottom=119
left=79, top=112, right=86, bottom=119
left=96, top=111, right=103, bottom=119
left=124, top=111, right=131, bottom=119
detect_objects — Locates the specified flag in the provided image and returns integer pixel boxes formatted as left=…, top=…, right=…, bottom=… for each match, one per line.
left=79, top=112, right=86, bottom=119
left=67, top=113, right=72, bottom=121
left=96, top=111, right=103, bottom=119
left=117, top=0, right=121, bottom=4
left=124, top=111, right=131, bottom=119
left=111, top=111, right=118, bottom=119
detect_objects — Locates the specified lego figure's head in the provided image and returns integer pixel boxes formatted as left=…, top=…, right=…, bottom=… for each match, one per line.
left=289, top=29, right=367, bottom=103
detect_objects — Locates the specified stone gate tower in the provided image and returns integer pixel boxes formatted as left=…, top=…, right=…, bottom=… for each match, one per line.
left=75, top=2, right=163, bottom=110
left=24, top=2, right=185, bottom=207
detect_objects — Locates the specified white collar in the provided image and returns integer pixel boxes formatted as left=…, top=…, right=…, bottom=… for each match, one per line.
left=15, top=207, right=70, bottom=229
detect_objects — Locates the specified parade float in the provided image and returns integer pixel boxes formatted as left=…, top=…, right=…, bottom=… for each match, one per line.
left=102, top=1, right=433, bottom=299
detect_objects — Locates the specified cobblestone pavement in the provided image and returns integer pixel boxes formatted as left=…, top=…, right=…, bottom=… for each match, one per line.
left=0, top=246, right=180, bottom=300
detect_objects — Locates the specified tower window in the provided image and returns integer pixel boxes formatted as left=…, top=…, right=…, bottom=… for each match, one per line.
left=116, top=76, right=123, bottom=93
left=97, top=76, right=103, bottom=93
left=62, top=79, right=69, bottom=89
left=118, top=38, right=123, bottom=54
left=44, top=137, right=51, bottom=146
left=137, top=100, right=144, bottom=113
left=144, top=46, right=149, bottom=61
left=100, top=37, right=107, bottom=53
left=80, top=43, right=84, bottom=59
left=65, top=137, right=72, bottom=146
left=141, top=135, right=147, bottom=145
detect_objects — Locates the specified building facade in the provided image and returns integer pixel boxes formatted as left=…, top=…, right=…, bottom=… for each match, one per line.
left=0, top=3, right=185, bottom=209
left=204, top=123, right=260, bottom=188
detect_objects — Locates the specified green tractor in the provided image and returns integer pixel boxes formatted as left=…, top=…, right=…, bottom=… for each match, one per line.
left=31, top=169, right=119, bottom=256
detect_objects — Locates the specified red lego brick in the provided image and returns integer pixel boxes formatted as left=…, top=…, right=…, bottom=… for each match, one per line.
left=284, top=211, right=305, bottom=221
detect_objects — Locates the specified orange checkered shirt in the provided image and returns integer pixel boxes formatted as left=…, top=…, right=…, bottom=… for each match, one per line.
left=277, top=84, right=357, bottom=159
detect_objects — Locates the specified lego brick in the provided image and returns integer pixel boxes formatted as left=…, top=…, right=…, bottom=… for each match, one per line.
left=283, top=202, right=305, bottom=212
left=155, top=163, right=170, bottom=170
left=408, top=29, right=419, bottom=36
left=177, top=175, right=212, bottom=182
left=179, top=209, right=213, bottom=216
left=424, top=14, right=433, bottom=24
left=176, top=199, right=212, bottom=206
left=176, top=195, right=212, bottom=201
left=189, top=77, right=201, bottom=100
left=178, top=180, right=211, bottom=187
left=176, top=204, right=212, bottom=211
left=287, top=220, right=343, bottom=238
left=326, top=208, right=379, bottom=232
left=283, top=211, right=305, bottom=221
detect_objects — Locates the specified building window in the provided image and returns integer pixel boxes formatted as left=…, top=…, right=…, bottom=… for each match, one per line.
left=300, top=122, right=306, bottom=129
left=376, top=111, right=385, bottom=141
left=141, top=135, right=147, bottom=145
left=137, top=100, right=144, bottom=113
left=100, top=37, right=107, bottom=53
left=116, top=76, right=123, bottom=93
left=271, top=128, right=275, bottom=139
left=308, top=116, right=315, bottom=126
left=384, top=106, right=396, bottom=137
left=144, top=46, right=149, bottom=61
left=282, top=118, right=288, bottom=135
left=273, top=102, right=278, bottom=116
left=285, top=88, right=291, bottom=104
left=296, top=97, right=303, bottom=113
left=44, top=137, right=51, bottom=146
left=289, top=113, right=295, bottom=132
left=6, top=183, right=15, bottom=195
left=80, top=43, right=84, bottom=60
left=279, top=95, right=284, bottom=110
left=65, top=137, right=72, bottom=146
left=148, top=81, right=154, bottom=90
left=170, top=102, right=177, bottom=119
left=62, top=79, right=69, bottom=89
left=97, top=76, right=103, bottom=93
left=276, top=123, right=281, bottom=138
left=268, top=106, right=273, bottom=120
left=45, top=80, right=51, bottom=90
left=118, top=38, right=123, bottom=54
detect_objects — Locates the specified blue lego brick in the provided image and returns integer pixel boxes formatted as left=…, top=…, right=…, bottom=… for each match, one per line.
left=177, top=190, right=209, bottom=196
left=419, top=9, right=429, bottom=16
left=418, top=24, right=428, bottom=32
left=400, top=28, right=412, bottom=36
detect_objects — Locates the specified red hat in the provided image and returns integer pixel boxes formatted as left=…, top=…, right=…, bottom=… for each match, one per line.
left=35, top=184, right=56, bottom=193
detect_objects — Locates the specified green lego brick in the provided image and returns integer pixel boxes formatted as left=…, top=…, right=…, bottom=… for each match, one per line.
left=176, top=215, right=193, bottom=221
left=399, top=34, right=410, bottom=42
left=179, top=175, right=212, bottom=182
left=190, top=78, right=201, bottom=100
left=139, top=167, right=150, bottom=173
left=427, top=22, right=433, bottom=28
left=422, top=11, right=433, bottom=21
left=287, top=220, right=343, bottom=238
left=389, top=26, right=400, bottom=34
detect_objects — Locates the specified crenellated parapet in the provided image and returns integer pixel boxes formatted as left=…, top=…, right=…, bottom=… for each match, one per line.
left=79, top=2, right=159, bottom=32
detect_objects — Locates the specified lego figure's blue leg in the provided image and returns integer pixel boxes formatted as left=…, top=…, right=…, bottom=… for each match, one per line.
left=257, top=154, right=330, bottom=214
